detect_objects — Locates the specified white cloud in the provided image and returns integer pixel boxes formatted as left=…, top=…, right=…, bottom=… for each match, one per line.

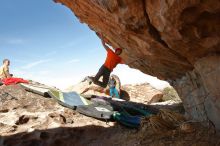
left=67, top=59, right=80, bottom=64
left=6, top=38, right=25, bottom=45
left=38, top=77, right=79, bottom=90
left=44, top=51, right=57, bottom=57
left=12, top=69, right=34, bottom=79
left=58, top=35, right=91, bottom=50
left=38, top=70, right=50, bottom=75
left=13, top=63, right=170, bottom=91
left=59, top=40, right=83, bottom=50
left=88, top=47, right=101, bottom=53
left=12, top=68, right=85, bottom=90
left=45, top=65, right=170, bottom=90
left=22, top=59, right=51, bottom=69
left=13, top=59, right=26, bottom=63
left=112, top=65, right=170, bottom=90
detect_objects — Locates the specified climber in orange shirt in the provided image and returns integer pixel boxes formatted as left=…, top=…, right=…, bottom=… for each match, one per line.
left=89, top=33, right=123, bottom=88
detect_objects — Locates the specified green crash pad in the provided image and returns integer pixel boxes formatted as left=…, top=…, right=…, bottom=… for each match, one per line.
left=20, top=83, right=90, bottom=109
left=48, top=89, right=90, bottom=110
left=20, top=83, right=51, bottom=97
left=76, top=102, right=115, bottom=120
left=91, top=97, right=153, bottom=116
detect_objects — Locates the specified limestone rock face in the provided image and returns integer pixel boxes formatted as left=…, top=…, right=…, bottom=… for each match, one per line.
left=122, top=83, right=163, bottom=104
left=54, top=0, right=220, bottom=129
left=173, top=56, right=220, bottom=129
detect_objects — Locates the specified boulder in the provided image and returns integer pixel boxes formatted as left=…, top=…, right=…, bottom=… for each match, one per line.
left=66, top=75, right=121, bottom=97
left=122, top=83, right=163, bottom=104
left=54, top=0, right=220, bottom=130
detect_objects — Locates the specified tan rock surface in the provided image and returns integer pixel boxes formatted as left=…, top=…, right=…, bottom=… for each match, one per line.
left=54, top=0, right=220, bottom=129
left=66, top=75, right=121, bottom=97
left=1, top=85, right=220, bottom=146
left=67, top=76, right=163, bottom=103
left=122, top=83, right=163, bottom=104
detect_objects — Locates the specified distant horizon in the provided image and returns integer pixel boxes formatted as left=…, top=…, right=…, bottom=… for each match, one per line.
left=0, top=0, right=170, bottom=90
left=27, top=65, right=170, bottom=90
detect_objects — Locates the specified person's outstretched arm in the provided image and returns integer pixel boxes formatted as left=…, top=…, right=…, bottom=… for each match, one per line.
left=101, top=40, right=110, bottom=51
left=97, top=33, right=111, bottom=51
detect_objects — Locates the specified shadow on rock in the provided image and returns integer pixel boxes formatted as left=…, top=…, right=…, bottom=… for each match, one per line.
left=120, top=89, right=130, bottom=101
left=0, top=124, right=128, bottom=146
left=1, top=119, right=220, bottom=146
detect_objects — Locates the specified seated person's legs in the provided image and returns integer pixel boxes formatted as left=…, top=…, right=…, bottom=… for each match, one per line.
left=109, top=87, right=114, bottom=97
left=113, top=87, right=120, bottom=98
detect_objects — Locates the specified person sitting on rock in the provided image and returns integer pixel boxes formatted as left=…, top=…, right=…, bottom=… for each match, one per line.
left=108, top=75, right=120, bottom=98
left=0, top=59, right=12, bottom=80
left=89, top=33, right=123, bottom=88
left=0, top=59, right=28, bottom=86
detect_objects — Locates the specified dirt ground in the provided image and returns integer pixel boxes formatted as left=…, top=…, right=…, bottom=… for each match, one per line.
left=0, top=85, right=220, bottom=146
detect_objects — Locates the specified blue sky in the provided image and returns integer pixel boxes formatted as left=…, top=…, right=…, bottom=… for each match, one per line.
left=0, top=0, right=169, bottom=89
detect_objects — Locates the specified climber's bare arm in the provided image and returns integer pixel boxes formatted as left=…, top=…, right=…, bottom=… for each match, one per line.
left=101, top=40, right=111, bottom=51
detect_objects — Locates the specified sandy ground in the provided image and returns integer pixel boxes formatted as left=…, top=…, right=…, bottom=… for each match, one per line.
left=0, top=85, right=220, bottom=146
